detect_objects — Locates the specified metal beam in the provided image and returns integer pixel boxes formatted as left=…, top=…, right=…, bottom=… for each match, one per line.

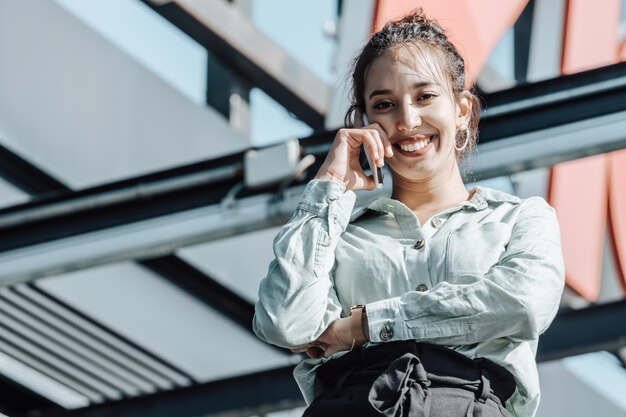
left=0, top=138, right=259, bottom=335
left=44, top=300, right=626, bottom=417
left=0, top=149, right=244, bottom=284
left=471, top=109, right=626, bottom=180
left=142, top=0, right=329, bottom=128
left=479, top=61, right=626, bottom=142
left=3, top=63, right=626, bottom=284
left=0, top=160, right=243, bottom=252
left=0, top=142, right=68, bottom=196
left=48, top=366, right=303, bottom=417
left=0, top=186, right=297, bottom=286
left=0, top=136, right=281, bottom=346
left=468, top=61, right=626, bottom=179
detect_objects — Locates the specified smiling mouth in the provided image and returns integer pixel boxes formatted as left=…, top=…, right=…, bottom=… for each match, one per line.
left=394, top=135, right=435, bottom=154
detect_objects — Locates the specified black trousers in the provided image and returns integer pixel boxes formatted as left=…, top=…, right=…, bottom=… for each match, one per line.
left=303, top=342, right=516, bottom=417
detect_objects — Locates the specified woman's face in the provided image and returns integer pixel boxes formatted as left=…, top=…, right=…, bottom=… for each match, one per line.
left=363, top=45, right=470, bottom=182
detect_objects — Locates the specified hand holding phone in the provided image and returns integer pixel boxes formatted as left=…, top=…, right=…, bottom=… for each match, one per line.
left=314, top=110, right=389, bottom=191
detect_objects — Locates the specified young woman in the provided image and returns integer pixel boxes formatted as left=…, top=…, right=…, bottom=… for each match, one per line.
left=253, top=9, right=564, bottom=417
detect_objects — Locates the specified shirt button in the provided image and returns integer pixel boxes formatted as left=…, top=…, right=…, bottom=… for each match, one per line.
left=413, top=239, right=425, bottom=250
left=431, top=217, right=443, bottom=228
left=325, top=196, right=337, bottom=204
left=379, top=324, right=394, bottom=341
left=416, top=284, right=428, bottom=292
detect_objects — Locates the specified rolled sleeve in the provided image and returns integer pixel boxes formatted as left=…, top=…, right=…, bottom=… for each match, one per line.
left=296, top=180, right=355, bottom=228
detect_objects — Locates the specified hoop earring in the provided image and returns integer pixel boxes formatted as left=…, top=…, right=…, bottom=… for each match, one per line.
left=455, top=126, right=470, bottom=152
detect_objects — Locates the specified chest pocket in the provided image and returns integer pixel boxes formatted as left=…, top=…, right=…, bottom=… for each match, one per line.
left=445, top=221, right=512, bottom=281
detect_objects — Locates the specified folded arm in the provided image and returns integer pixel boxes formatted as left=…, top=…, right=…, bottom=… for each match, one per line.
left=253, top=180, right=356, bottom=348
left=366, top=197, right=566, bottom=345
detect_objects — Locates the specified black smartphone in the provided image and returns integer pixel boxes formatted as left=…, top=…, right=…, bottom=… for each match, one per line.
left=361, top=114, right=383, bottom=188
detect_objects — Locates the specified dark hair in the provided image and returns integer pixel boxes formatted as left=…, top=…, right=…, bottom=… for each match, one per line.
left=344, top=8, right=481, bottom=159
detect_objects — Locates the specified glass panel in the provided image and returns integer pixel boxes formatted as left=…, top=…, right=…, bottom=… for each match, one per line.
left=250, top=0, right=339, bottom=146
left=53, top=0, right=207, bottom=104
left=250, top=88, right=312, bottom=146
left=251, top=0, right=338, bottom=84
left=480, top=26, right=516, bottom=91
left=488, top=27, right=515, bottom=81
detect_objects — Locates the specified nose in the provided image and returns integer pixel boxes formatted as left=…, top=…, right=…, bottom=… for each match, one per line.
left=396, top=100, right=421, bottom=132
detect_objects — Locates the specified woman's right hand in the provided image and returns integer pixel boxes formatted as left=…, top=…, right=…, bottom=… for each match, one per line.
left=314, top=110, right=393, bottom=191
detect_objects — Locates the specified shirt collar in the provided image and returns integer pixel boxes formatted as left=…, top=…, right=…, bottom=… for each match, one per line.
left=461, top=186, right=487, bottom=210
left=350, top=185, right=515, bottom=222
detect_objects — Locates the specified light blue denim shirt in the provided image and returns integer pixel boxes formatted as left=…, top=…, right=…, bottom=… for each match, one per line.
left=253, top=179, right=565, bottom=417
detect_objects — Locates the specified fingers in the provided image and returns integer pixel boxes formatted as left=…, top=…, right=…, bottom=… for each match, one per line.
left=352, top=110, right=392, bottom=162
left=318, top=115, right=391, bottom=191
left=359, top=130, right=382, bottom=167
left=306, top=346, right=325, bottom=359
left=359, top=126, right=392, bottom=168
left=367, top=124, right=394, bottom=159
left=302, top=343, right=328, bottom=359
left=294, top=341, right=342, bottom=359
left=291, top=342, right=330, bottom=358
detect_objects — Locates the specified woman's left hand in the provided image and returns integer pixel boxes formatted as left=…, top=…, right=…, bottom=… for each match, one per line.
left=290, top=317, right=352, bottom=358
left=291, top=306, right=369, bottom=358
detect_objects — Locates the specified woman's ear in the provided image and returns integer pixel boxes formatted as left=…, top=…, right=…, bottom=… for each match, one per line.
left=455, top=92, right=472, bottom=127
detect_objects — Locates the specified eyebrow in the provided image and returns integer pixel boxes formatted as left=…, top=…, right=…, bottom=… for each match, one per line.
left=368, top=81, right=434, bottom=99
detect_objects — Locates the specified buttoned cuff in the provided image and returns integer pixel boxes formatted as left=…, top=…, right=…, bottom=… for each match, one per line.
left=366, top=297, right=405, bottom=342
left=297, top=179, right=356, bottom=229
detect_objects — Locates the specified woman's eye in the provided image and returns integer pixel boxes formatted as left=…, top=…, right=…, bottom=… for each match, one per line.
left=373, top=101, right=393, bottom=110
left=420, top=93, right=437, bottom=100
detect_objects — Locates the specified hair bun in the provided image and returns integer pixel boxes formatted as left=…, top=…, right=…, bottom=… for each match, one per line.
left=396, top=7, right=428, bottom=25
left=390, top=7, right=447, bottom=36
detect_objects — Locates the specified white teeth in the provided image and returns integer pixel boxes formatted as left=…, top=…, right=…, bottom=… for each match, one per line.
left=399, top=137, right=432, bottom=152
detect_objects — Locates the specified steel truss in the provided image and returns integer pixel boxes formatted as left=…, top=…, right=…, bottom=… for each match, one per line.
left=1, top=61, right=626, bottom=417
left=47, top=365, right=302, bottom=417
left=2, top=62, right=626, bottom=285
left=41, top=299, right=626, bottom=417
